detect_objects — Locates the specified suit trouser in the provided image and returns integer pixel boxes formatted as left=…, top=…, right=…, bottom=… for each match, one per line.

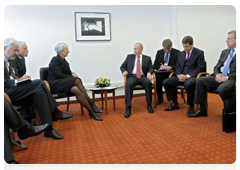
left=4, top=97, right=26, bottom=162
left=194, top=76, right=236, bottom=105
left=20, top=107, right=36, bottom=120
left=125, top=74, right=152, bottom=108
left=155, top=72, right=170, bottom=101
left=163, top=76, right=196, bottom=105
left=8, top=80, right=58, bottom=125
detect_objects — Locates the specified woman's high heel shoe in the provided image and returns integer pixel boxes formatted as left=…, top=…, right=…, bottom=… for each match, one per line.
left=89, top=112, right=103, bottom=121
left=93, top=108, right=103, bottom=113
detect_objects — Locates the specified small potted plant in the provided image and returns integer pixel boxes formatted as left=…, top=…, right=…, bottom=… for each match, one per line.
left=95, top=77, right=110, bottom=87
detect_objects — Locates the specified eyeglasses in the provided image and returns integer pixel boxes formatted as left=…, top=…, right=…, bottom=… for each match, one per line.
left=227, top=37, right=236, bottom=41
left=9, top=47, right=19, bottom=53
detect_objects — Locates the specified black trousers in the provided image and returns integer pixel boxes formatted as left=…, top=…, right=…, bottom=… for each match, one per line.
left=155, top=72, right=170, bottom=101
left=7, top=79, right=58, bottom=125
left=163, top=76, right=196, bottom=105
left=125, top=74, right=152, bottom=108
left=194, top=76, right=236, bottom=105
left=4, top=97, right=26, bottom=162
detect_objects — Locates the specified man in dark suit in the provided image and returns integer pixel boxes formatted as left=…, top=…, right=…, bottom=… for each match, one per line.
left=4, top=37, right=73, bottom=140
left=13, top=41, right=35, bottom=125
left=163, top=36, right=205, bottom=115
left=188, top=30, right=236, bottom=117
left=120, top=43, right=154, bottom=118
left=13, top=41, right=27, bottom=77
left=154, top=39, right=180, bottom=105
left=4, top=97, right=49, bottom=164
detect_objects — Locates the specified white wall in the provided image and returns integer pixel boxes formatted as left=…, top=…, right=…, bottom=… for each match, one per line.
left=4, top=5, right=236, bottom=99
left=176, top=5, right=236, bottom=72
left=4, top=5, right=172, bottom=83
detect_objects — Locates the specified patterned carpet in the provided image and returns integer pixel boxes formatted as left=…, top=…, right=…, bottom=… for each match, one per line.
left=12, top=93, right=236, bottom=164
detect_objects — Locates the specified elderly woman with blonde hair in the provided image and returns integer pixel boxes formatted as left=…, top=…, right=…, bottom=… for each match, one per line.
left=47, top=43, right=103, bottom=121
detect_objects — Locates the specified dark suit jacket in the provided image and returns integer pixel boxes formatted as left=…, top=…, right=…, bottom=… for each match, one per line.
left=153, top=48, right=180, bottom=71
left=47, top=55, right=74, bottom=87
left=4, top=61, right=43, bottom=102
left=13, top=55, right=26, bottom=77
left=214, top=49, right=236, bottom=80
left=120, top=54, right=154, bottom=77
left=4, top=61, right=20, bottom=94
left=175, top=47, right=205, bottom=77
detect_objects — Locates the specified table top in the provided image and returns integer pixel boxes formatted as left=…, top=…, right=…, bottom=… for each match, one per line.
left=85, top=82, right=124, bottom=91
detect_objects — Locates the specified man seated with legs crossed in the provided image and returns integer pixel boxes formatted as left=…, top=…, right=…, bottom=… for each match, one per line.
left=163, top=36, right=205, bottom=115
left=4, top=97, right=49, bottom=164
left=4, top=37, right=73, bottom=140
left=188, top=30, right=236, bottom=117
left=120, top=43, right=154, bottom=118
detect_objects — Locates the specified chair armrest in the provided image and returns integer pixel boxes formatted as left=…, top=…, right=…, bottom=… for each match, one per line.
left=233, top=79, right=238, bottom=97
left=209, top=73, right=214, bottom=76
left=124, top=75, right=127, bottom=94
left=196, top=72, right=209, bottom=79
left=4, top=92, right=12, bottom=104
left=43, top=80, right=51, bottom=92
left=169, top=71, right=176, bottom=78
left=152, top=72, right=156, bottom=83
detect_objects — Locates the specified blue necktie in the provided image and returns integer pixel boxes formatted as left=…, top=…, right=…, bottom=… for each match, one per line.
left=164, top=53, right=169, bottom=64
left=222, top=49, right=235, bottom=76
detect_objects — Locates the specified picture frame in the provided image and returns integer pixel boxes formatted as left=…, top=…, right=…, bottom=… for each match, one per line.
left=75, top=12, right=111, bottom=41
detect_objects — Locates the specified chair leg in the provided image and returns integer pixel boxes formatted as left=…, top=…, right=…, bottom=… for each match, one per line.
left=34, top=108, right=40, bottom=126
left=168, top=101, right=172, bottom=107
left=81, top=104, right=84, bottom=116
left=196, top=104, right=200, bottom=111
left=181, top=90, right=186, bottom=103
left=67, top=97, right=70, bottom=111
left=154, top=90, right=157, bottom=108
left=10, top=129, right=27, bottom=150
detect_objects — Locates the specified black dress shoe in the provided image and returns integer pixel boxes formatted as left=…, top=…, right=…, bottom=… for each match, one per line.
left=164, top=103, right=180, bottom=111
left=44, top=129, right=63, bottom=140
left=124, top=108, right=131, bottom=118
left=156, top=99, right=163, bottom=105
left=17, top=123, right=49, bottom=140
left=93, top=108, right=103, bottom=113
left=53, top=112, right=73, bottom=121
left=187, top=109, right=208, bottom=118
left=147, top=105, right=154, bottom=113
left=4, top=160, right=30, bottom=170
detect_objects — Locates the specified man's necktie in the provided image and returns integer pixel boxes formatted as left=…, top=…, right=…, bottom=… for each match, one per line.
left=136, top=55, right=141, bottom=79
left=222, top=49, right=235, bottom=76
left=164, top=53, right=169, bottom=64
left=8, top=60, right=19, bottom=79
left=186, top=52, right=190, bottom=60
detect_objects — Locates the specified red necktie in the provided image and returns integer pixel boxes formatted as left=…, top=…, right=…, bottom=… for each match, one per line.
left=186, top=52, right=190, bottom=60
left=136, top=55, right=141, bottom=79
left=8, top=60, right=19, bottom=79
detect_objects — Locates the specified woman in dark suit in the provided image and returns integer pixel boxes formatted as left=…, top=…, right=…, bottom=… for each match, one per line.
left=47, top=43, right=103, bottom=121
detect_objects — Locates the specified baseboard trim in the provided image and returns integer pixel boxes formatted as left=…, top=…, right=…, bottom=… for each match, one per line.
left=57, top=91, right=185, bottom=105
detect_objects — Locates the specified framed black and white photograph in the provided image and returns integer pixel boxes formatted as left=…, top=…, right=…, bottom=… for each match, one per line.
left=75, top=12, right=111, bottom=41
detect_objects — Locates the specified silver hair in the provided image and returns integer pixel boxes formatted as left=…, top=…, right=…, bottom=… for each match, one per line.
left=135, top=42, right=143, bottom=49
left=4, top=37, right=20, bottom=47
left=55, top=43, right=69, bottom=55
left=18, top=41, right=27, bottom=49
left=228, top=30, right=236, bottom=38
